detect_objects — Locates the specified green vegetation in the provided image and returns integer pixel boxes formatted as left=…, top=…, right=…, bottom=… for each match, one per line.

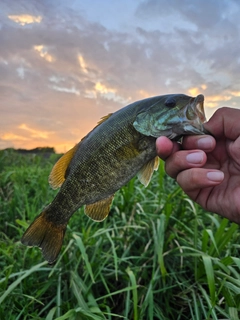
left=0, top=149, right=240, bottom=319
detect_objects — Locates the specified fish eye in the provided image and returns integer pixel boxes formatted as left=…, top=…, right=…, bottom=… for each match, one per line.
left=164, top=97, right=176, bottom=108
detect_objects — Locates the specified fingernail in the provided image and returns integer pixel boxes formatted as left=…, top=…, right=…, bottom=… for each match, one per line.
left=197, top=137, right=214, bottom=149
left=207, top=171, right=224, bottom=182
left=186, top=152, right=204, bottom=164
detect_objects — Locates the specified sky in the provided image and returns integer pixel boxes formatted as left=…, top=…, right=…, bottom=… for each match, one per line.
left=1, top=0, right=240, bottom=153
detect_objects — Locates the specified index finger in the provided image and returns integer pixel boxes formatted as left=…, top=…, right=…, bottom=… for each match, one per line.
left=156, top=136, right=180, bottom=160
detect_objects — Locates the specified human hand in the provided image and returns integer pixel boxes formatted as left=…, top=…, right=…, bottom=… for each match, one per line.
left=156, top=107, right=240, bottom=224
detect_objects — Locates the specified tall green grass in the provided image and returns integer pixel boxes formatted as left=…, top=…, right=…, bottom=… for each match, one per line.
left=0, top=149, right=240, bottom=319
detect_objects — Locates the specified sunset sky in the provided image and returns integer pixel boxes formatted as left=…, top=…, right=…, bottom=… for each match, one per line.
left=1, top=0, right=240, bottom=153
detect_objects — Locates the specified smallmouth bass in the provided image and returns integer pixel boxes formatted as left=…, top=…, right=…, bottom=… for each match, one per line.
left=21, top=93, right=207, bottom=263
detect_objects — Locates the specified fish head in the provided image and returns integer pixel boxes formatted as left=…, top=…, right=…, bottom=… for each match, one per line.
left=133, top=93, right=208, bottom=139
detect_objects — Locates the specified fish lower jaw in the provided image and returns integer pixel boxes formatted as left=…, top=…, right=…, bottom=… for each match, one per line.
left=181, top=123, right=207, bottom=135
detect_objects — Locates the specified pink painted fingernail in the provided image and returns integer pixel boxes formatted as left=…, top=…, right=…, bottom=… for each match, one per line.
left=186, top=152, right=204, bottom=164
left=207, top=171, right=224, bottom=182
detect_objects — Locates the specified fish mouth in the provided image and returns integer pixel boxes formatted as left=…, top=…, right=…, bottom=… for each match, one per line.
left=184, top=94, right=209, bottom=135
left=186, top=94, right=206, bottom=123
left=195, top=94, right=206, bottom=123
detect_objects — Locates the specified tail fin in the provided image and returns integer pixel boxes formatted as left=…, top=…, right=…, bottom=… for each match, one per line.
left=21, top=210, right=67, bottom=264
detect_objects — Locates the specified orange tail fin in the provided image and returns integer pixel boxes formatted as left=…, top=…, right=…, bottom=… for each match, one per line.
left=21, top=210, right=67, bottom=264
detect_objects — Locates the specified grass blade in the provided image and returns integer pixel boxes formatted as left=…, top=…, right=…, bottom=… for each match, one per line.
left=126, top=267, right=138, bottom=320
left=202, top=255, right=215, bottom=304
left=0, top=261, right=47, bottom=304
left=73, top=233, right=95, bottom=283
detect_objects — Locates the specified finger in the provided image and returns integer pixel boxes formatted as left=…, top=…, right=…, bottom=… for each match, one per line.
left=156, top=136, right=180, bottom=160
left=228, top=137, right=240, bottom=163
left=177, top=168, right=224, bottom=192
left=181, top=135, right=216, bottom=152
left=165, top=150, right=207, bottom=179
left=204, top=107, right=240, bottom=140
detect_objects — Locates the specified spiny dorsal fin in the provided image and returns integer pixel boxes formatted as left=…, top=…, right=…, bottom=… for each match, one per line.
left=48, top=144, right=78, bottom=189
left=137, top=156, right=159, bottom=187
left=97, top=113, right=113, bottom=126
left=84, top=195, right=114, bottom=221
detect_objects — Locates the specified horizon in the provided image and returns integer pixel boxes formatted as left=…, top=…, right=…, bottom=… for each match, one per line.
left=1, top=0, right=240, bottom=153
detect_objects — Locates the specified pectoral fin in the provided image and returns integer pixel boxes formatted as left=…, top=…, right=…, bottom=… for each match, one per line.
left=49, top=144, right=78, bottom=189
left=85, top=195, right=114, bottom=221
left=137, top=156, right=159, bottom=187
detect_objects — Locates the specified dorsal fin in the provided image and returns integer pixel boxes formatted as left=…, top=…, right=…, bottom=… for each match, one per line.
left=97, top=113, right=113, bottom=126
left=48, top=144, right=78, bottom=189
left=48, top=114, right=112, bottom=190
left=137, top=156, right=159, bottom=187
left=84, top=195, right=114, bottom=221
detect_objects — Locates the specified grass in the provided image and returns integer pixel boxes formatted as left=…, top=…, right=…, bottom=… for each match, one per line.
left=0, top=149, right=240, bottom=319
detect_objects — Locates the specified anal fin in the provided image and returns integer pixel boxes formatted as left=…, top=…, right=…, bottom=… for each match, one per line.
left=137, top=156, right=159, bottom=187
left=85, top=195, right=114, bottom=221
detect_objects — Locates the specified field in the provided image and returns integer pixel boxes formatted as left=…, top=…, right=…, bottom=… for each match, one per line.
left=0, top=149, right=240, bottom=320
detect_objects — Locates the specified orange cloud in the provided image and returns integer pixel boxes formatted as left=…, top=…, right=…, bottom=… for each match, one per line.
left=1, top=131, right=75, bottom=153
left=84, top=82, right=113, bottom=100
left=19, top=124, right=54, bottom=139
left=201, top=84, right=207, bottom=90
left=78, top=55, right=88, bottom=74
left=95, top=82, right=115, bottom=94
left=1, top=133, right=30, bottom=141
left=34, top=45, right=54, bottom=62
left=8, top=14, right=42, bottom=26
left=208, top=95, right=231, bottom=102
left=206, top=95, right=232, bottom=108
left=188, top=85, right=207, bottom=96
left=138, top=89, right=151, bottom=99
left=230, top=91, right=240, bottom=97
left=1, top=127, right=70, bottom=153
left=93, top=82, right=130, bottom=104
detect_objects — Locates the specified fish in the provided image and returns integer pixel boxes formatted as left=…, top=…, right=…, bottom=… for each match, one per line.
left=21, top=93, right=208, bottom=263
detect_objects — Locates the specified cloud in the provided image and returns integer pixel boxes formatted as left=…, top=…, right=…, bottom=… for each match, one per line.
left=1, top=133, right=30, bottom=141
left=50, top=85, right=80, bottom=95
left=0, top=0, right=240, bottom=152
left=18, top=123, right=54, bottom=139
left=34, top=45, right=54, bottom=62
left=78, top=55, right=88, bottom=74
left=8, top=14, right=42, bottom=25
left=231, top=91, right=240, bottom=97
